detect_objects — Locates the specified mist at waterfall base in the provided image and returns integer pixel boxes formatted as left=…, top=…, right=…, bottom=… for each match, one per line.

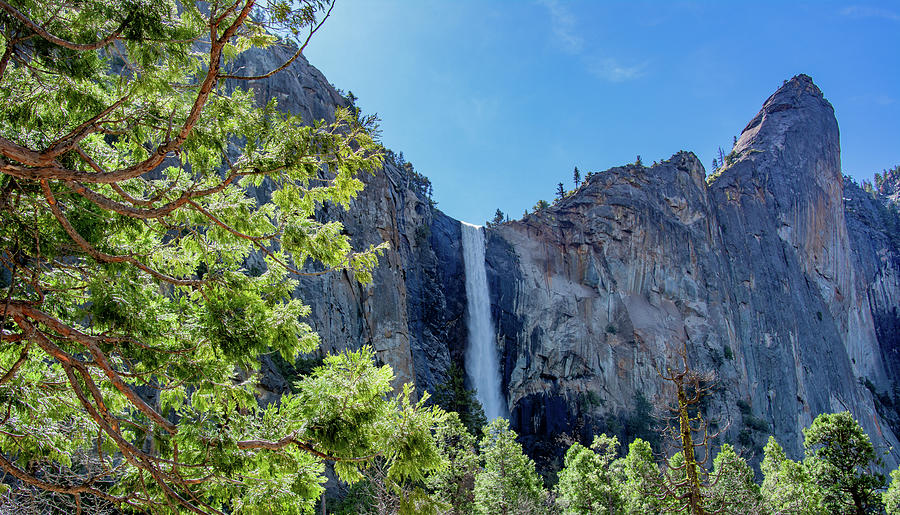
left=460, top=222, right=507, bottom=421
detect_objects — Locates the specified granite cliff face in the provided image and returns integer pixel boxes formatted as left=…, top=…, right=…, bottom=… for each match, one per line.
left=485, top=75, right=900, bottom=466
left=232, top=49, right=468, bottom=403
left=244, top=53, right=900, bottom=468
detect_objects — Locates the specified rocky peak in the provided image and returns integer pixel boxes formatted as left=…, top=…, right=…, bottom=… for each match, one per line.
left=714, top=74, right=848, bottom=299
left=735, top=74, right=832, bottom=157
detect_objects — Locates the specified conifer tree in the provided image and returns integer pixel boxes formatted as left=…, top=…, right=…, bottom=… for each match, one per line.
left=884, top=468, right=900, bottom=514
left=474, top=418, right=545, bottom=515
left=0, top=1, right=444, bottom=511
left=555, top=434, right=625, bottom=514
left=426, top=412, right=480, bottom=515
left=657, top=343, right=717, bottom=514
left=760, top=436, right=825, bottom=514
left=489, top=208, right=505, bottom=227
left=620, top=438, right=666, bottom=514
left=430, top=363, right=486, bottom=435
left=556, top=182, right=566, bottom=200
left=705, top=444, right=764, bottom=514
left=573, top=166, right=581, bottom=187
left=803, top=411, right=885, bottom=514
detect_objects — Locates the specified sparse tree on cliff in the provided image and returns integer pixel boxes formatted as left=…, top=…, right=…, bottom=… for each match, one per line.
left=556, top=182, right=566, bottom=200
left=573, top=166, right=581, bottom=187
left=636, top=155, right=643, bottom=167
left=0, top=1, right=445, bottom=512
left=488, top=208, right=505, bottom=227
left=534, top=199, right=550, bottom=211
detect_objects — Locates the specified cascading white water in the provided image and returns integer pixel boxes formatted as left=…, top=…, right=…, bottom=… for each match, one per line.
left=460, top=222, right=506, bottom=421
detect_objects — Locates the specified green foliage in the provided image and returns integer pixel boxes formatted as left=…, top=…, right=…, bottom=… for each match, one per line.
left=430, top=363, right=487, bottom=436
left=0, top=1, right=445, bottom=512
left=705, top=444, right=764, bottom=514
left=761, top=436, right=825, bottom=514
left=884, top=468, right=900, bottom=514
left=474, top=418, right=545, bottom=515
left=623, top=392, right=660, bottom=451
left=488, top=208, right=505, bottom=227
left=533, top=199, right=550, bottom=211
left=620, top=438, right=665, bottom=514
left=426, top=411, right=479, bottom=514
left=723, top=345, right=734, bottom=360
left=555, top=434, right=625, bottom=514
left=745, top=414, right=770, bottom=433
left=803, top=411, right=885, bottom=514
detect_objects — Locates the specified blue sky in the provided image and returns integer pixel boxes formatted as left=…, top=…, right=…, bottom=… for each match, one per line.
left=304, top=1, right=900, bottom=225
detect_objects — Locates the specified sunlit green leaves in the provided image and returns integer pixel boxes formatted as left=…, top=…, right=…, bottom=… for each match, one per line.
left=0, top=0, right=445, bottom=511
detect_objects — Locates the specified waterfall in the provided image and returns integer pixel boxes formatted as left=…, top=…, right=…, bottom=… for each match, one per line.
left=460, top=222, right=506, bottom=420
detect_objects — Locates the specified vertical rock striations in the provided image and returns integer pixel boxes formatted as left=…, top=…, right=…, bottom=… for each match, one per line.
left=708, top=74, right=893, bottom=459
left=486, top=75, right=900, bottom=466
left=233, top=47, right=468, bottom=402
left=241, top=51, right=900, bottom=470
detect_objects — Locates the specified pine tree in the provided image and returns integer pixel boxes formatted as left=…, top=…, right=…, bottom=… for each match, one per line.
left=474, top=419, right=546, bottom=515
left=803, top=412, right=886, bottom=514
left=760, top=436, right=824, bottom=514
left=573, top=166, right=581, bottom=186
left=884, top=468, right=900, bottom=514
left=620, top=438, right=666, bottom=514
left=655, top=341, right=725, bottom=515
left=0, top=1, right=445, bottom=511
left=555, top=434, right=625, bottom=514
left=488, top=208, right=505, bottom=227
left=557, top=182, right=566, bottom=200
left=705, top=444, right=764, bottom=514
left=636, top=155, right=643, bottom=167
left=431, top=363, right=487, bottom=435
left=426, top=412, right=480, bottom=515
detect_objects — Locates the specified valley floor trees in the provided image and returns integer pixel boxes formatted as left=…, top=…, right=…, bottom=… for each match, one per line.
left=0, top=1, right=445, bottom=512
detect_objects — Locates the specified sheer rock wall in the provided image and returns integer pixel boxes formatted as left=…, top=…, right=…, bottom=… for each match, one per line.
left=245, top=51, right=900, bottom=467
